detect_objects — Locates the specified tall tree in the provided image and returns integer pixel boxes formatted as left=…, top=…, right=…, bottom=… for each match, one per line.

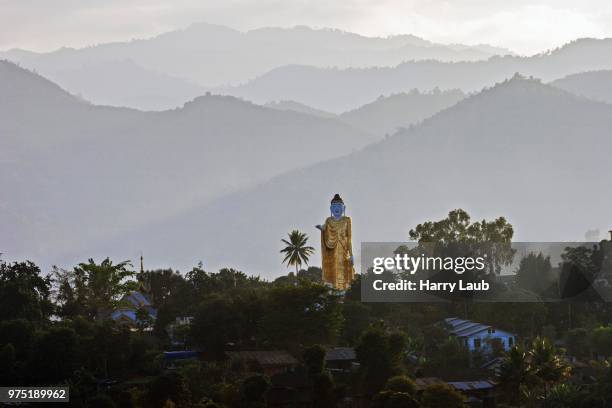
left=260, top=281, right=342, bottom=348
left=53, top=266, right=88, bottom=318
left=356, top=327, right=408, bottom=395
left=139, top=269, right=194, bottom=334
left=516, top=252, right=555, bottom=295
left=191, top=295, right=253, bottom=359
left=281, top=230, right=315, bottom=274
left=497, top=338, right=571, bottom=406
left=408, top=209, right=514, bottom=276
left=140, top=269, right=186, bottom=307
left=591, top=326, right=612, bottom=359
left=497, top=345, right=531, bottom=404
left=528, top=337, right=571, bottom=404
left=28, top=327, right=79, bottom=383
left=559, top=245, right=602, bottom=300
left=56, top=258, right=135, bottom=319
left=0, top=343, right=16, bottom=384
left=421, top=383, right=466, bottom=408
left=186, top=265, right=262, bottom=296
left=0, top=260, right=53, bottom=321
left=303, top=344, right=326, bottom=377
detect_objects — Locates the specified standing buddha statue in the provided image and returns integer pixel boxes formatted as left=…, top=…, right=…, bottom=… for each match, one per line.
left=316, top=194, right=355, bottom=290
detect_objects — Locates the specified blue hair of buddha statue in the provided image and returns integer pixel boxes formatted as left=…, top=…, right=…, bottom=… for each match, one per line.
left=330, top=193, right=345, bottom=220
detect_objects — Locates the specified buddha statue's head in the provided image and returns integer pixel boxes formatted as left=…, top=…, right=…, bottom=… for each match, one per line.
left=330, top=194, right=345, bottom=220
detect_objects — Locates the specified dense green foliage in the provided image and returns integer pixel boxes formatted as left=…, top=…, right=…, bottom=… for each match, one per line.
left=2, top=210, right=612, bottom=407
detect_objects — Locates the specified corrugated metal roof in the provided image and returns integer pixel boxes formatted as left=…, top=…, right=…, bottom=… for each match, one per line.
left=325, top=347, right=356, bottom=361
left=452, top=321, right=475, bottom=329
left=416, top=377, right=496, bottom=392
left=444, top=317, right=465, bottom=327
left=444, top=317, right=514, bottom=338
left=480, top=357, right=504, bottom=369
left=226, top=350, right=298, bottom=366
left=454, top=324, right=491, bottom=337
left=124, top=291, right=152, bottom=308
left=164, top=351, right=199, bottom=360
left=454, top=322, right=483, bottom=333
left=111, top=309, right=137, bottom=321
left=447, top=380, right=495, bottom=391
left=445, top=318, right=483, bottom=332
left=110, top=305, right=157, bottom=323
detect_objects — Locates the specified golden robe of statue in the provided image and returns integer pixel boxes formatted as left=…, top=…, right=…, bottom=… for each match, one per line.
left=321, top=216, right=355, bottom=290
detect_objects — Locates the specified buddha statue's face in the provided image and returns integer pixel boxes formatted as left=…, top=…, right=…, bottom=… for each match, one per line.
left=330, top=202, right=345, bottom=219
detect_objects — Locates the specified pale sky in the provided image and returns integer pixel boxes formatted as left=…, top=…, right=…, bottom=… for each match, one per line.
left=1, top=0, right=612, bottom=55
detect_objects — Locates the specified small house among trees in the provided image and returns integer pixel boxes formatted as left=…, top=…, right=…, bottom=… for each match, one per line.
left=324, top=346, right=356, bottom=371
left=415, top=377, right=496, bottom=407
left=444, top=317, right=517, bottom=353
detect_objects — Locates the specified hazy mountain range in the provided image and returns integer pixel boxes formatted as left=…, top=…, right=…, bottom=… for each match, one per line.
left=4, top=25, right=612, bottom=113
left=551, top=70, right=612, bottom=104
left=1, top=22, right=512, bottom=85
left=223, top=38, right=612, bottom=112
left=0, top=23, right=513, bottom=110
left=94, top=76, right=612, bottom=275
left=4, top=59, right=611, bottom=274
left=0, top=60, right=375, bottom=264
left=3, top=25, right=612, bottom=276
left=265, top=100, right=336, bottom=119
left=266, top=90, right=467, bottom=137
left=338, top=89, right=466, bottom=136
left=42, top=60, right=207, bottom=111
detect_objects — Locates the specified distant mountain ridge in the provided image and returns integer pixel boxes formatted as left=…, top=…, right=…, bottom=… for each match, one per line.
left=223, top=38, right=612, bottom=112
left=550, top=70, right=612, bottom=104
left=338, top=89, right=466, bottom=136
left=0, top=22, right=512, bottom=110
left=263, top=92, right=468, bottom=137
left=1, top=22, right=512, bottom=85
left=0, top=60, right=375, bottom=266
left=43, top=59, right=207, bottom=110
left=264, top=100, right=336, bottom=119
left=90, top=76, right=612, bottom=276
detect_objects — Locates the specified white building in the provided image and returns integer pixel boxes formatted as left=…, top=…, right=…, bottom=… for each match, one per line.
left=444, top=317, right=518, bottom=353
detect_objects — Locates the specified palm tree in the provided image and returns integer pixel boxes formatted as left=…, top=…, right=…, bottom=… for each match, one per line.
left=528, top=337, right=571, bottom=405
left=497, top=345, right=531, bottom=405
left=498, top=339, right=572, bottom=407
left=281, top=230, right=315, bottom=274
